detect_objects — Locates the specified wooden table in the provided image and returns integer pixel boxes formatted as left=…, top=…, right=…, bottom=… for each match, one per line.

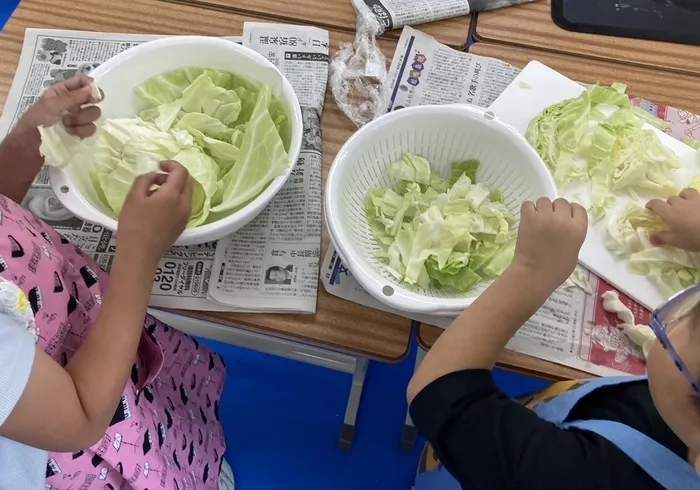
left=0, top=0, right=411, bottom=449
left=470, top=42, right=700, bottom=118
left=474, top=0, right=700, bottom=77
left=159, top=0, right=471, bottom=48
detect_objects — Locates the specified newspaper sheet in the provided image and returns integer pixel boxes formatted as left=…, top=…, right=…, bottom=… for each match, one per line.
left=207, top=24, right=328, bottom=313
left=0, top=25, right=328, bottom=313
left=322, top=26, right=696, bottom=377
left=351, top=0, right=536, bottom=34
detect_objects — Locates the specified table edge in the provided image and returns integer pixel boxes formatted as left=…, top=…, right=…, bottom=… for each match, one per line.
left=164, top=308, right=412, bottom=363
left=417, top=324, right=592, bottom=382
left=158, top=0, right=470, bottom=48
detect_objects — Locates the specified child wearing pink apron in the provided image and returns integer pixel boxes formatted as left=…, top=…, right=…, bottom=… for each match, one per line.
left=0, top=77, right=231, bottom=489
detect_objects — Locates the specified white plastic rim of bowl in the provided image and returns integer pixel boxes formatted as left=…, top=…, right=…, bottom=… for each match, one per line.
left=325, top=104, right=558, bottom=316
left=49, top=36, right=302, bottom=247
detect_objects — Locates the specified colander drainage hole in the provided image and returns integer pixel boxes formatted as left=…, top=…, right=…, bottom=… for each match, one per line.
left=382, top=285, right=394, bottom=296
left=483, top=111, right=495, bottom=120
left=60, top=186, right=70, bottom=194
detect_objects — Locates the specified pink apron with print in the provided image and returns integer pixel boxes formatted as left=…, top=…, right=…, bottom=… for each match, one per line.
left=0, top=195, right=226, bottom=490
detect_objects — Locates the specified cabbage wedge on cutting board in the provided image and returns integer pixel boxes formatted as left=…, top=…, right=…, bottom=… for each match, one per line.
left=488, top=61, right=698, bottom=310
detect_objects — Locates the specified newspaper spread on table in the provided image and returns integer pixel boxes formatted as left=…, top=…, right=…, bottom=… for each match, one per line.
left=322, top=26, right=700, bottom=377
left=351, top=0, right=536, bottom=34
left=0, top=25, right=329, bottom=313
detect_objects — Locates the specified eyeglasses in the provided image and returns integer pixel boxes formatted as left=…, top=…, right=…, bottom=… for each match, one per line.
left=650, top=284, right=700, bottom=395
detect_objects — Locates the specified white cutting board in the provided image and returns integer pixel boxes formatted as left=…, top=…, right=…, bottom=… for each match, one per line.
left=488, top=61, right=698, bottom=310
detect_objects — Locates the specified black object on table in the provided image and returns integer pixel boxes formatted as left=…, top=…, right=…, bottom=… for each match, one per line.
left=552, top=0, right=700, bottom=46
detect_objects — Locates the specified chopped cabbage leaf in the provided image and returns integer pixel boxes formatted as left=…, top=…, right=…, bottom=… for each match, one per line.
left=38, top=67, right=290, bottom=228
left=563, top=266, right=594, bottom=295
left=93, top=119, right=187, bottom=216
left=174, top=113, right=230, bottom=139
left=685, top=138, right=700, bottom=151
left=390, top=153, right=431, bottom=185
left=212, top=85, right=289, bottom=213
left=170, top=148, right=219, bottom=226
left=181, top=73, right=226, bottom=113
left=38, top=124, right=90, bottom=168
left=526, top=84, right=680, bottom=221
left=631, top=106, right=670, bottom=131
left=425, top=255, right=482, bottom=291
left=451, top=159, right=480, bottom=185
left=588, top=84, right=630, bottom=107
left=366, top=154, right=515, bottom=292
left=134, top=67, right=260, bottom=106
left=606, top=203, right=700, bottom=298
left=140, top=99, right=182, bottom=132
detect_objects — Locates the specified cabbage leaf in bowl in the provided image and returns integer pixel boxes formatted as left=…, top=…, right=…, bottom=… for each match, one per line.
left=39, top=68, right=291, bottom=228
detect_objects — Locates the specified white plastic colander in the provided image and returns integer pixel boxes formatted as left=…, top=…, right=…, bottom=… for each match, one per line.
left=325, top=105, right=558, bottom=316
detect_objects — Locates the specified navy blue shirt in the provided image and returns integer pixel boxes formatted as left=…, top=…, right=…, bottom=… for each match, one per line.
left=410, top=370, right=687, bottom=489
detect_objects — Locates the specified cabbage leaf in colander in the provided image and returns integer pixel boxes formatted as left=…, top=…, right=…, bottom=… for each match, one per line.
left=365, top=154, right=516, bottom=292
left=38, top=68, right=290, bottom=227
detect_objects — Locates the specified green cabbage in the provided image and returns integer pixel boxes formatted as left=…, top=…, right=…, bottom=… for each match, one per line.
left=685, top=138, right=700, bottom=151
left=366, top=154, right=516, bottom=292
left=563, top=266, right=593, bottom=295
left=606, top=202, right=700, bottom=298
left=212, top=85, right=290, bottom=213
left=39, top=68, right=291, bottom=227
left=526, top=84, right=679, bottom=221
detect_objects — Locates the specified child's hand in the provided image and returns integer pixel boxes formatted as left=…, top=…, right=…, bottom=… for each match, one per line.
left=646, top=189, right=700, bottom=251
left=511, top=198, right=588, bottom=291
left=117, top=161, right=194, bottom=269
left=21, top=76, right=101, bottom=138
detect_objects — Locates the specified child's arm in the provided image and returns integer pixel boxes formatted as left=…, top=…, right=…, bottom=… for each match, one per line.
left=0, top=76, right=100, bottom=203
left=0, top=251, right=155, bottom=451
left=408, top=198, right=588, bottom=402
left=0, top=162, right=193, bottom=452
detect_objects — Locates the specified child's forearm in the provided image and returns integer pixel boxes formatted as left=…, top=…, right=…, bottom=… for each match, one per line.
left=0, top=121, right=44, bottom=203
left=64, top=249, right=156, bottom=440
left=407, top=264, right=555, bottom=402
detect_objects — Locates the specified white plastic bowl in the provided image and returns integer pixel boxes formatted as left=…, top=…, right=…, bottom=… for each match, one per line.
left=49, top=36, right=302, bottom=246
left=325, top=105, right=558, bottom=316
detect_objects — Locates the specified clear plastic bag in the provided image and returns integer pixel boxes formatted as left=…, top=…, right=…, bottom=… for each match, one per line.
left=329, top=0, right=538, bottom=127
left=329, top=1, right=389, bottom=127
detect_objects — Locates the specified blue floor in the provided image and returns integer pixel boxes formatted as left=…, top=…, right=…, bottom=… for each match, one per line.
left=203, top=336, right=550, bottom=490
left=0, top=0, right=17, bottom=28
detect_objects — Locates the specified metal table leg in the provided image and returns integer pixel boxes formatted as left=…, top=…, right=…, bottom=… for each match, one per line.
left=150, top=309, right=366, bottom=450
left=338, top=356, right=369, bottom=451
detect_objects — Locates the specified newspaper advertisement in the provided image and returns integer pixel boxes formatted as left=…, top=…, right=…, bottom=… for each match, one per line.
left=382, top=27, right=520, bottom=112
left=0, top=26, right=328, bottom=313
left=351, top=0, right=536, bottom=34
left=322, top=26, right=694, bottom=377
